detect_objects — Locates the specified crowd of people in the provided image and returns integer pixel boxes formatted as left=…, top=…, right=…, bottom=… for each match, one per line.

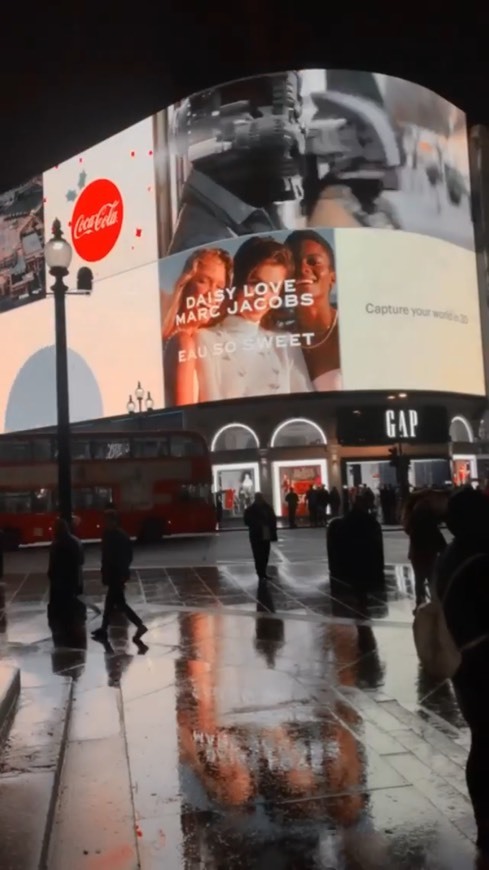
left=281, top=482, right=399, bottom=528
left=284, top=483, right=342, bottom=528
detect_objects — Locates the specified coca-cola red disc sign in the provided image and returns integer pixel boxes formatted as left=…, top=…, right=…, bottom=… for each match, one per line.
left=71, top=178, right=123, bottom=262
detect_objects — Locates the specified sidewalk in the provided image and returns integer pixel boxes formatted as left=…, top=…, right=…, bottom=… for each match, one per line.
left=219, top=518, right=405, bottom=532
left=0, top=558, right=476, bottom=869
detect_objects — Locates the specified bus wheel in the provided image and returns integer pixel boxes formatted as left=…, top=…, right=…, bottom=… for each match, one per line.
left=137, top=517, right=166, bottom=545
left=3, top=527, right=22, bottom=551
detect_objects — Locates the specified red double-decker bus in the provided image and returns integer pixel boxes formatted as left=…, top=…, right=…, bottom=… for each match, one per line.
left=0, top=429, right=215, bottom=548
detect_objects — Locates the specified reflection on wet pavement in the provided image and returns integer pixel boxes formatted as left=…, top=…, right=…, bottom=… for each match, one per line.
left=0, top=559, right=479, bottom=868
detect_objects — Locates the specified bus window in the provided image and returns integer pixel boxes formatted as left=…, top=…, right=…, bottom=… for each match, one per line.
left=0, top=491, right=32, bottom=513
left=92, top=487, right=114, bottom=508
left=32, top=438, right=53, bottom=461
left=179, top=483, right=212, bottom=502
left=32, top=488, right=52, bottom=512
left=133, top=439, right=166, bottom=459
left=0, top=440, right=32, bottom=462
left=170, top=435, right=205, bottom=458
left=158, top=437, right=170, bottom=457
left=73, top=487, right=113, bottom=510
left=92, top=440, right=130, bottom=460
left=72, top=440, right=92, bottom=460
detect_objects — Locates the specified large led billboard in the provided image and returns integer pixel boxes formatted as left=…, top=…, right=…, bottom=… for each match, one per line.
left=0, top=70, right=484, bottom=432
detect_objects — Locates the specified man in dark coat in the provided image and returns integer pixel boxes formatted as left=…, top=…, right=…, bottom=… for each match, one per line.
left=92, top=511, right=147, bottom=644
left=244, top=493, right=278, bottom=581
left=285, top=486, right=299, bottom=529
left=327, top=492, right=384, bottom=590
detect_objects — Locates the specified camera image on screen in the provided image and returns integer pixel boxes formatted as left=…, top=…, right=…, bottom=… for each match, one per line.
left=158, top=69, right=473, bottom=258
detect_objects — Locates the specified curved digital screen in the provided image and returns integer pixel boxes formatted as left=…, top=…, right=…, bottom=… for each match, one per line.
left=0, top=69, right=483, bottom=432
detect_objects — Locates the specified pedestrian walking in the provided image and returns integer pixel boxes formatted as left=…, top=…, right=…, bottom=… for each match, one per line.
left=215, top=490, right=223, bottom=529
left=285, top=486, right=299, bottom=528
left=92, top=510, right=147, bottom=644
left=306, top=485, right=318, bottom=526
left=329, top=486, right=341, bottom=518
left=244, top=493, right=277, bottom=581
left=316, top=485, right=330, bottom=526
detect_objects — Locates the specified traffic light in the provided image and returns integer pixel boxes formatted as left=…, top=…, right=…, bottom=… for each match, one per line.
left=389, top=446, right=399, bottom=468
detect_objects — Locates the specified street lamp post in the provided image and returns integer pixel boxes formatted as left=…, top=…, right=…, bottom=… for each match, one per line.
left=127, top=383, right=154, bottom=420
left=135, top=380, right=144, bottom=414
left=45, top=220, right=73, bottom=526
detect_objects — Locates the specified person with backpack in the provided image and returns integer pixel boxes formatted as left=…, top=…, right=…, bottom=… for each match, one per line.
left=92, top=510, right=147, bottom=644
left=429, top=489, right=489, bottom=860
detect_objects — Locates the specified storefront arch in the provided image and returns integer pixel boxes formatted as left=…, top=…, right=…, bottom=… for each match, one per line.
left=449, top=416, right=474, bottom=443
left=211, top=423, right=260, bottom=452
left=270, top=418, right=327, bottom=448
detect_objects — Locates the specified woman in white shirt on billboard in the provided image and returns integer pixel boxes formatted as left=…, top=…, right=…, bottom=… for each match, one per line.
left=194, top=237, right=313, bottom=402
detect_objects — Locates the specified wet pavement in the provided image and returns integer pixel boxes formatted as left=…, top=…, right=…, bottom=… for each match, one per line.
left=0, top=531, right=480, bottom=869
left=0, top=526, right=414, bottom=574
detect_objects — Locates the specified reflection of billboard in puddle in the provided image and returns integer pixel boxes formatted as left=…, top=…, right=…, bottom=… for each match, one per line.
left=176, top=611, right=370, bottom=862
left=0, top=177, right=45, bottom=314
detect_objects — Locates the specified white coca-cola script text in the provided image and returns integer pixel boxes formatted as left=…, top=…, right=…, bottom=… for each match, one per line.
left=74, top=201, right=120, bottom=238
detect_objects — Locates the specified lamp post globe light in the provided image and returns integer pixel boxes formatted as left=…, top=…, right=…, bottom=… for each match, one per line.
left=45, top=219, right=74, bottom=526
left=127, top=382, right=154, bottom=416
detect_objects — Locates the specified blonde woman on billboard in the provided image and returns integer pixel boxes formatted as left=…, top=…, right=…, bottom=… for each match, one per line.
left=285, top=230, right=341, bottom=391
left=162, top=248, right=233, bottom=406
left=193, top=236, right=313, bottom=402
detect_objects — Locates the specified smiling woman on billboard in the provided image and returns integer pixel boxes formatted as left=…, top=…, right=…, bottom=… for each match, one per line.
left=161, top=234, right=318, bottom=406
left=193, top=236, right=313, bottom=402
left=284, top=230, right=340, bottom=390
left=163, top=247, right=233, bottom=405
left=160, top=227, right=341, bottom=406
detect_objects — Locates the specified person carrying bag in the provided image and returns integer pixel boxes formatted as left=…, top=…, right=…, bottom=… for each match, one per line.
left=413, top=553, right=489, bottom=680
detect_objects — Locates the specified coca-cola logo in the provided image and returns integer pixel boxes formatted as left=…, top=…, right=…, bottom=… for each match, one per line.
left=71, top=178, right=124, bottom=262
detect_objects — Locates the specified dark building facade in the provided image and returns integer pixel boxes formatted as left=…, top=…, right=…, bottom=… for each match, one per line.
left=51, top=389, right=484, bottom=520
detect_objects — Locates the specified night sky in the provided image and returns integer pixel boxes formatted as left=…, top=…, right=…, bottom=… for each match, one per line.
left=0, top=3, right=486, bottom=192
